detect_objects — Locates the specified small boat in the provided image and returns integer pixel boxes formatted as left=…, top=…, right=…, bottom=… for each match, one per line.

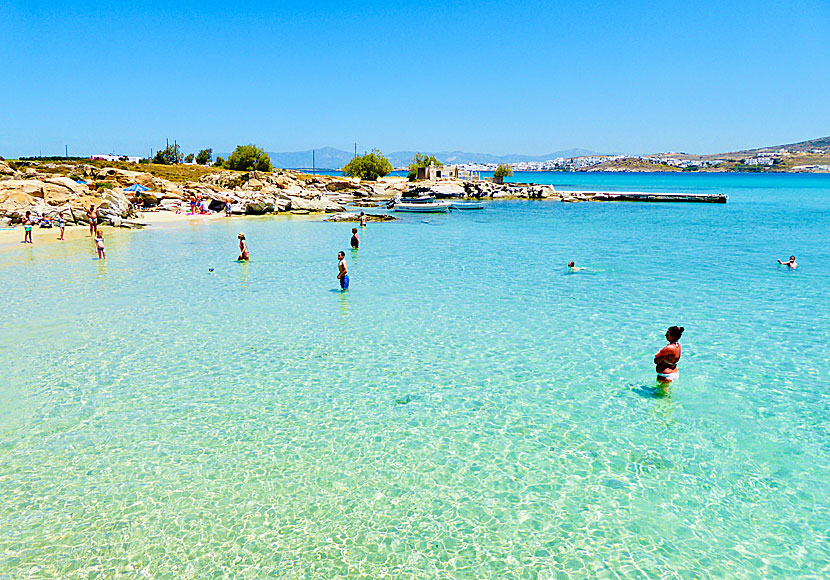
left=449, top=201, right=484, bottom=210
left=400, top=196, right=435, bottom=204
left=392, top=202, right=450, bottom=213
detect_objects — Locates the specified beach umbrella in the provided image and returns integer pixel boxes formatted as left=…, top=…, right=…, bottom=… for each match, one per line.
left=124, top=183, right=150, bottom=192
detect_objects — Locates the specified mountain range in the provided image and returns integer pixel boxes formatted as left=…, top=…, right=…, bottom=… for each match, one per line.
left=251, top=147, right=604, bottom=169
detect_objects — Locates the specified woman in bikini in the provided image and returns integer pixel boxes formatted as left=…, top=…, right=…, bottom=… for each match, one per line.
left=654, top=326, right=684, bottom=384
left=237, top=233, right=249, bottom=261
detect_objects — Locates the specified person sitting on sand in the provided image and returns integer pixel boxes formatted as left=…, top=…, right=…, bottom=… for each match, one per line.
left=777, top=255, right=797, bottom=269
left=86, top=204, right=98, bottom=236
left=337, top=251, right=349, bottom=290
left=94, top=229, right=106, bottom=259
left=237, top=233, right=249, bottom=261
left=654, top=326, right=684, bottom=384
left=350, top=228, right=359, bottom=249
left=359, top=212, right=368, bottom=227
left=22, top=211, right=33, bottom=244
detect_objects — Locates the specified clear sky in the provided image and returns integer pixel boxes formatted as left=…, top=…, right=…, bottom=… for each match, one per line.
left=1, top=0, right=829, bottom=158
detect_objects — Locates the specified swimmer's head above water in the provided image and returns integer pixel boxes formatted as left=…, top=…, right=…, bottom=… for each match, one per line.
left=568, top=261, right=575, bottom=268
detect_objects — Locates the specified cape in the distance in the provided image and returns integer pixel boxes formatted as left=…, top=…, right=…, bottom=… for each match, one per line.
left=215, top=136, right=830, bottom=172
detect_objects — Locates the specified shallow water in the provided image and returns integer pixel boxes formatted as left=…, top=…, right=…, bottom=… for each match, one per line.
left=1, top=173, right=829, bottom=579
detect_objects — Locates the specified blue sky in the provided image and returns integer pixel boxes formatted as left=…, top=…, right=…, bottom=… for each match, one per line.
left=1, top=0, right=828, bottom=157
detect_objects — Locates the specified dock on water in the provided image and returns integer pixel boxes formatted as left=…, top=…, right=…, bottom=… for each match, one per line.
left=561, top=190, right=728, bottom=203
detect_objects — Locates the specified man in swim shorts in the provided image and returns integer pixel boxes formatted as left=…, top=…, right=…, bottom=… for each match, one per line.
left=337, top=251, right=349, bottom=290
left=86, top=204, right=98, bottom=236
left=777, top=255, right=797, bottom=269
left=359, top=212, right=368, bottom=227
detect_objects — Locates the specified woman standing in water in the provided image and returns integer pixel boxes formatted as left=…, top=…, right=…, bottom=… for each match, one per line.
left=237, top=233, right=249, bottom=261
left=654, top=326, right=684, bottom=384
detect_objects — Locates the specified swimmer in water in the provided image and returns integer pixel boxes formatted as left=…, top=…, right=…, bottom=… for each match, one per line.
left=777, top=255, right=797, bottom=269
left=237, top=233, right=249, bottom=261
left=337, top=251, right=349, bottom=290
left=350, top=228, right=359, bottom=249
left=359, top=212, right=368, bottom=227
left=567, top=261, right=587, bottom=272
left=654, top=326, right=684, bottom=384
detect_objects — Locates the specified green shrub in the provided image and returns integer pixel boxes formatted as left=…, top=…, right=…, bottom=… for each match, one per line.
left=342, top=149, right=393, bottom=181
left=184, top=153, right=194, bottom=164
left=214, top=156, right=224, bottom=168
left=494, top=163, right=513, bottom=179
left=225, top=145, right=273, bottom=172
left=196, top=148, right=213, bottom=165
left=153, top=144, right=183, bottom=165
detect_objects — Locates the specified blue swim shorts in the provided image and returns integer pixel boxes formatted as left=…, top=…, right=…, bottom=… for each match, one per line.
left=340, top=275, right=349, bottom=290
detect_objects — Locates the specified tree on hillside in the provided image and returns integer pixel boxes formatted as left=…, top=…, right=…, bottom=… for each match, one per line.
left=494, top=163, right=513, bottom=180
left=184, top=153, right=195, bottom=164
left=342, top=149, right=393, bottom=181
left=214, top=156, right=225, bottom=167
left=153, top=144, right=183, bottom=165
left=196, top=148, right=213, bottom=165
left=225, top=145, right=273, bottom=172
left=407, top=153, right=442, bottom=181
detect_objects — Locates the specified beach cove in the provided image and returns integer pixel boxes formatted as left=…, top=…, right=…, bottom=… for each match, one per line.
left=1, top=172, right=829, bottom=578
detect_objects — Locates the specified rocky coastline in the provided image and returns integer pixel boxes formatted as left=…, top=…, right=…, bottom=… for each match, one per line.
left=0, top=159, right=571, bottom=229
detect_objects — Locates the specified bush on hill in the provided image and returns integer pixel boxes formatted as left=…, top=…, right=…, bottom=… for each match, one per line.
left=494, top=163, right=513, bottom=179
left=153, top=144, right=183, bottom=165
left=342, top=149, right=393, bottom=181
left=196, top=148, right=213, bottom=165
left=214, top=156, right=224, bottom=168
left=184, top=153, right=194, bottom=164
left=225, top=145, right=273, bottom=172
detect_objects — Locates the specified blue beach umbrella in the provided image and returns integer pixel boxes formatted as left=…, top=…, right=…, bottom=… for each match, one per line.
left=123, top=183, right=150, bottom=192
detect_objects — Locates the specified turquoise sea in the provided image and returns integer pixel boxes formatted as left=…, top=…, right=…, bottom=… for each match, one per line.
left=1, top=173, right=829, bottom=579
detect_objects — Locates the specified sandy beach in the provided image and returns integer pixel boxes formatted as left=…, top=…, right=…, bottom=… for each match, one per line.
left=0, top=210, right=230, bottom=254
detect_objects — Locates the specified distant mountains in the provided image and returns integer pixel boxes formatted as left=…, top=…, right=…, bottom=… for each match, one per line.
left=255, top=147, right=604, bottom=169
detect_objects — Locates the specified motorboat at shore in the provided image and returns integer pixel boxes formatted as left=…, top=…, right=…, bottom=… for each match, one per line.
left=449, top=201, right=484, bottom=210
left=392, top=201, right=450, bottom=213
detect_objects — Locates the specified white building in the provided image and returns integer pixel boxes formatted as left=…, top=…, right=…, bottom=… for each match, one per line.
left=90, top=154, right=141, bottom=164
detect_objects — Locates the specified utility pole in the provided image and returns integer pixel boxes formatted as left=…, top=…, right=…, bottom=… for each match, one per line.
left=354, top=142, right=357, bottom=159
left=312, top=149, right=315, bottom=174
left=174, top=140, right=177, bottom=164
left=65, top=144, right=68, bottom=158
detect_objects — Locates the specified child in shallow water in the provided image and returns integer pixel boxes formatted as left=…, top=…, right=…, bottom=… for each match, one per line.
left=94, top=229, right=106, bottom=259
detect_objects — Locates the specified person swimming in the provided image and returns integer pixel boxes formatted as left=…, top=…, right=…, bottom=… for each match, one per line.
left=337, top=251, right=349, bottom=290
left=654, top=326, right=683, bottom=384
left=777, top=255, right=797, bottom=269
left=237, top=233, right=249, bottom=261
left=567, top=261, right=587, bottom=272
left=350, top=228, right=359, bottom=249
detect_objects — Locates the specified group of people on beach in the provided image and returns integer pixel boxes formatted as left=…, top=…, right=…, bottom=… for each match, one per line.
left=234, top=211, right=368, bottom=292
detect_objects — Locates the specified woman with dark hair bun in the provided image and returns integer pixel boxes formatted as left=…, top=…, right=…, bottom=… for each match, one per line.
left=654, top=326, right=684, bottom=384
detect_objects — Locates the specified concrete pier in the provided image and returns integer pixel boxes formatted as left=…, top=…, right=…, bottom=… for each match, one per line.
left=562, top=190, right=728, bottom=203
